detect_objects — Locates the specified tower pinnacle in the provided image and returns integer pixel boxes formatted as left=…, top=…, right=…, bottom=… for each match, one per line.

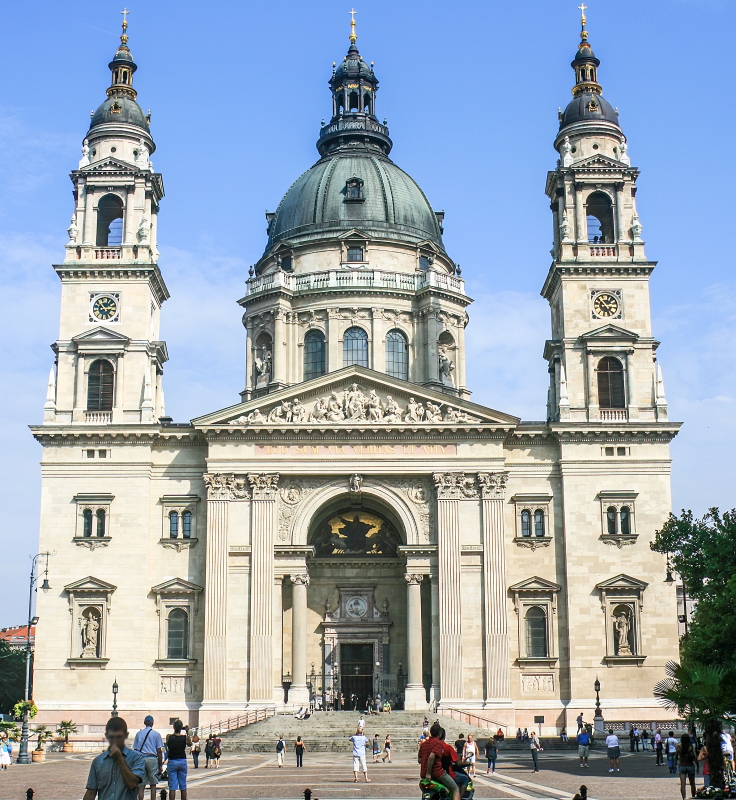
left=349, top=8, right=357, bottom=44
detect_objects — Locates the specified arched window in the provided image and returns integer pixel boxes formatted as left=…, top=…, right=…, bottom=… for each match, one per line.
left=521, top=510, right=531, bottom=538
left=620, top=506, right=631, bottom=536
left=169, top=510, right=179, bottom=539
left=87, top=360, right=114, bottom=411
left=586, top=191, right=615, bottom=244
left=534, top=509, right=545, bottom=537
left=96, top=194, right=124, bottom=247
left=597, top=357, right=625, bottom=409
left=363, top=93, right=371, bottom=113
left=167, top=608, right=189, bottom=660
left=525, top=607, right=548, bottom=658
left=83, top=508, right=93, bottom=538
left=385, top=329, right=408, bottom=380
left=96, top=508, right=106, bottom=537
left=182, top=510, right=193, bottom=539
left=304, top=330, right=326, bottom=381
left=349, top=91, right=359, bottom=112
left=607, top=506, right=617, bottom=535
left=343, top=327, right=368, bottom=368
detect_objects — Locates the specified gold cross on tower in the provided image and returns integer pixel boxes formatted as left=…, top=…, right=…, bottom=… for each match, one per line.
left=578, top=3, right=587, bottom=20
left=349, top=8, right=357, bottom=43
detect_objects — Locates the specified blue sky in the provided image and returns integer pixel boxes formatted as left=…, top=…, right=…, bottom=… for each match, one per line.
left=1, top=0, right=734, bottom=624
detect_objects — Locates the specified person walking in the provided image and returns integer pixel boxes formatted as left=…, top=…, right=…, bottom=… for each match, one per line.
left=576, top=713, right=584, bottom=734
left=83, top=716, right=146, bottom=800
left=204, top=734, right=216, bottom=768
left=721, top=730, right=735, bottom=772
left=357, top=714, right=365, bottom=733
left=606, top=729, right=621, bottom=772
left=381, top=734, right=392, bottom=763
left=0, top=733, right=12, bottom=770
left=463, top=735, right=479, bottom=777
left=340, top=693, right=345, bottom=711
left=190, top=733, right=200, bottom=769
left=485, top=739, right=498, bottom=774
left=666, top=730, right=679, bottom=773
left=276, top=735, right=285, bottom=767
left=295, top=736, right=306, bottom=767
left=677, top=733, right=697, bottom=799
left=629, top=727, right=636, bottom=753
left=454, top=733, right=466, bottom=755
left=212, top=735, right=222, bottom=768
left=654, top=729, right=664, bottom=766
left=349, top=727, right=371, bottom=783
left=577, top=727, right=591, bottom=768
left=641, top=729, right=650, bottom=752
left=372, top=734, right=381, bottom=763
left=165, top=720, right=190, bottom=800
left=529, top=731, right=543, bottom=773
left=132, top=715, right=164, bottom=800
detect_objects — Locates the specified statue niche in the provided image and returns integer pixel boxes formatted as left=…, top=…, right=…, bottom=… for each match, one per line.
left=311, top=509, right=401, bottom=557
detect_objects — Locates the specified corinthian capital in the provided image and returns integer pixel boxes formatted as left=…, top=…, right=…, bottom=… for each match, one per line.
left=204, top=473, right=249, bottom=500
left=405, top=573, right=424, bottom=585
left=291, top=572, right=310, bottom=586
left=247, top=472, right=280, bottom=499
left=432, top=472, right=478, bottom=500
left=477, top=471, right=510, bottom=500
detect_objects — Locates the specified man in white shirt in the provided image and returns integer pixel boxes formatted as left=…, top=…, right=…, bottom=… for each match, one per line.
left=357, top=715, right=365, bottom=732
left=721, top=731, right=735, bottom=770
left=349, top=729, right=371, bottom=783
left=132, top=716, right=164, bottom=800
left=605, top=729, right=621, bottom=772
left=665, top=730, right=679, bottom=773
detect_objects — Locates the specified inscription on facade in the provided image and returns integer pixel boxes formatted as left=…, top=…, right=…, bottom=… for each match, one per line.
left=520, top=674, right=555, bottom=693
left=257, top=444, right=456, bottom=457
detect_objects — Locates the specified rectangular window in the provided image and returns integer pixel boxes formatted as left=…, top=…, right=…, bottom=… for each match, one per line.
left=347, top=246, right=363, bottom=262
left=86, top=449, right=96, bottom=459
left=605, top=447, right=614, bottom=456
left=616, top=447, right=627, bottom=456
left=98, top=449, right=107, bottom=458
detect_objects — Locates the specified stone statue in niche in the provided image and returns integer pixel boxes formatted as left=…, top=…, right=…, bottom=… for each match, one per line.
left=137, top=216, right=150, bottom=243
left=135, top=138, right=149, bottom=169
left=79, top=138, right=90, bottom=168
left=80, top=609, right=100, bottom=657
left=255, top=351, right=272, bottom=388
left=614, top=608, right=632, bottom=656
left=438, top=347, right=456, bottom=387
left=349, top=473, right=363, bottom=493
left=67, top=215, right=79, bottom=243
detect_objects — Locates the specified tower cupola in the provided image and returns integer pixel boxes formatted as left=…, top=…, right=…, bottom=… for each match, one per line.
left=317, top=11, right=392, bottom=156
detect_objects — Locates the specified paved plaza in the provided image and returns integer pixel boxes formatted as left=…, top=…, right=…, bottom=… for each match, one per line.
left=0, top=749, right=701, bottom=800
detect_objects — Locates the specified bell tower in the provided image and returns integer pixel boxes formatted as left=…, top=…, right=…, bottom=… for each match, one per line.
left=542, top=7, right=667, bottom=424
left=45, top=11, right=169, bottom=426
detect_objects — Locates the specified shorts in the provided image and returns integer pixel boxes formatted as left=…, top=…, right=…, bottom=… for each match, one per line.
left=679, top=765, right=696, bottom=775
left=142, top=756, right=160, bottom=786
left=607, top=746, right=620, bottom=759
left=466, top=753, right=476, bottom=763
left=436, top=773, right=459, bottom=795
left=167, top=758, right=188, bottom=791
left=353, top=753, right=367, bottom=773
left=578, top=745, right=590, bottom=758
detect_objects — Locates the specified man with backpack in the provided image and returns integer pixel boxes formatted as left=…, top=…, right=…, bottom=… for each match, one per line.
left=276, top=735, right=285, bottom=768
left=132, top=716, right=164, bottom=800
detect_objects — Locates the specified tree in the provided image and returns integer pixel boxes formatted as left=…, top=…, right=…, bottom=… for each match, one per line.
left=56, top=720, right=77, bottom=743
left=651, top=508, right=736, bottom=667
left=0, top=641, right=26, bottom=716
left=653, top=660, right=736, bottom=790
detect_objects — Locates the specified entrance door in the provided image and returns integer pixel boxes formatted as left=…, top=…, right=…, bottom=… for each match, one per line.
left=340, top=643, right=374, bottom=711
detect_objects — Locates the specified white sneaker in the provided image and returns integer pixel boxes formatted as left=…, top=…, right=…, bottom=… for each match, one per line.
left=609, top=768, right=614, bottom=772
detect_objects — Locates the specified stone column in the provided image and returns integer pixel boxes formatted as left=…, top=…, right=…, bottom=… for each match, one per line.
left=202, top=474, right=248, bottom=708
left=272, top=310, right=287, bottom=387
left=614, top=182, right=626, bottom=242
left=288, top=572, right=310, bottom=707
left=433, top=473, right=471, bottom=703
left=574, top=182, right=587, bottom=244
left=274, top=576, right=284, bottom=704
left=327, top=309, right=340, bottom=372
left=477, top=472, right=511, bottom=705
left=426, top=309, right=440, bottom=383
left=404, top=574, right=426, bottom=710
left=248, top=473, right=279, bottom=705
left=625, top=349, right=637, bottom=419
left=429, top=573, right=441, bottom=704
left=586, top=349, right=598, bottom=421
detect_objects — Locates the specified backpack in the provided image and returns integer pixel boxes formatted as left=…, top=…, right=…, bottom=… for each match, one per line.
left=276, top=740, right=285, bottom=753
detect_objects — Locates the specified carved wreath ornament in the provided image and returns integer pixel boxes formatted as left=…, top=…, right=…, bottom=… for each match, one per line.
left=228, top=383, right=480, bottom=426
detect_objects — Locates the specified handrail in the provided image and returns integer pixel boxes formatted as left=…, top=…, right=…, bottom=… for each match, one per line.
left=437, top=706, right=508, bottom=736
left=192, top=707, right=274, bottom=738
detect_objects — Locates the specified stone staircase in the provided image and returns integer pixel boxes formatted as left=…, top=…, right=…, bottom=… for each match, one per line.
left=219, top=711, right=580, bottom=754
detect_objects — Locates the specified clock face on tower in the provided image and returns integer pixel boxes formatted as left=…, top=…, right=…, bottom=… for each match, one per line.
left=90, top=294, right=120, bottom=322
left=592, top=292, right=620, bottom=318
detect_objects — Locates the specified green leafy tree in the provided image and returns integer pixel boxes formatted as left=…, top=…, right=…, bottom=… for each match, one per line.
left=651, top=508, right=736, bottom=667
left=0, top=641, right=26, bottom=716
left=653, top=661, right=736, bottom=790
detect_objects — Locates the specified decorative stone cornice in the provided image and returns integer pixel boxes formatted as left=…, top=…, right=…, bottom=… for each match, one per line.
left=432, top=472, right=478, bottom=500
left=405, top=574, right=424, bottom=585
left=203, top=473, right=249, bottom=501
left=247, top=472, right=280, bottom=499
left=477, top=471, right=509, bottom=500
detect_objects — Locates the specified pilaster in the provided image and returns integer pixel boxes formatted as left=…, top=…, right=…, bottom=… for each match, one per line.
left=404, top=573, right=427, bottom=710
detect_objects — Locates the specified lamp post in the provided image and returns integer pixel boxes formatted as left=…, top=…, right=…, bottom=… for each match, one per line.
left=111, top=679, right=119, bottom=717
left=593, top=677, right=604, bottom=734
left=17, top=552, right=52, bottom=765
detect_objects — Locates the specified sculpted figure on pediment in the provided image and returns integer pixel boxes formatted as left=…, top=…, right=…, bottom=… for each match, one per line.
left=404, top=397, right=424, bottom=423
left=424, top=401, right=443, bottom=422
left=309, top=397, right=329, bottom=423
left=268, top=401, right=291, bottom=423
left=327, top=392, right=345, bottom=422
left=344, top=384, right=367, bottom=420
left=384, top=396, right=402, bottom=423
left=366, top=390, right=384, bottom=421
left=291, top=397, right=306, bottom=423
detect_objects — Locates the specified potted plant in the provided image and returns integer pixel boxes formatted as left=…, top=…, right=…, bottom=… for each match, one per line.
left=31, top=725, right=52, bottom=762
left=56, top=720, right=77, bottom=753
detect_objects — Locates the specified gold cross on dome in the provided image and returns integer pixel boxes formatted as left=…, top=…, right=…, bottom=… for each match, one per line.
left=578, top=3, right=587, bottom=21
left=349, top=8, right=357, bottom=22
left=121, top=7, right=130, bottom=30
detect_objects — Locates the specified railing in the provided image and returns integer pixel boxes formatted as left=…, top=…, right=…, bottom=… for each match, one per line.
left=437, top=706, right=508, bottom=736
left=600, top=409, right=627, bottom=422
left=85, top=411, right=112, bottom=424
left=94, top=248, right=121, bottom=260
left=589, top=245, right=617, bottom=257
left=193, top=707, right=274, bottom=738
left=247, top=268, right=465, bottom=297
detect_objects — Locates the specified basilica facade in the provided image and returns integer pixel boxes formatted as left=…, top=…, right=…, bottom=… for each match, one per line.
left=32, top=12, right=682, bottom=732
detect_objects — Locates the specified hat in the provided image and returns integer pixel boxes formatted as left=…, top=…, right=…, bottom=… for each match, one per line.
left=144, top=715, right=154, bottom=725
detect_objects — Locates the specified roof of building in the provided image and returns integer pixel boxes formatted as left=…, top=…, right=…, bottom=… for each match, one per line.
left=0, top=625, right=34, bottom=647
left=560, top=92, right=619, bottom=128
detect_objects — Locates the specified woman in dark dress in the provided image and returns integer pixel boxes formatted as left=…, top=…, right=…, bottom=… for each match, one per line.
left=295, top=736, right=306, bottom=767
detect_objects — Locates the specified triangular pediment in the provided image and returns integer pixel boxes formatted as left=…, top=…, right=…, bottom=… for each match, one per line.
left=151, top=578, right=203, bottom=595
left=338, top=228, right=371, bottom=240
left=193, top=365, right=519, bottom=428
left=64, top=576, right=117, bottom=593
left=82, top=156, right=136, bottom=173
left=72, top=326, right=130, bottom=343
left=595, top=573, right=649, bottom=591
left=509, top=576, right=562, bottom=593
left=574, top=154, right=628, bottom=170
left=581, top=324, right=639, bottom=342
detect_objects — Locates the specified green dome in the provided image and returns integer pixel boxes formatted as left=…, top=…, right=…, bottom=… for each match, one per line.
left=89, top=96, right=149, bottom=132
left=265, top=151, right=445, bottom=254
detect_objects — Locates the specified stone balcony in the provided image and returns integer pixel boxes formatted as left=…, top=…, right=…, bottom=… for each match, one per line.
left=245, top=268, right=466, bottom=298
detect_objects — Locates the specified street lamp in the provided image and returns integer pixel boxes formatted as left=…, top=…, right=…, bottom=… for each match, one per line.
left=17, top=552, right=52, bottom=765
left=111, top=679, right=119, bottom=717
left=593, top=677, right=604, bottom=733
